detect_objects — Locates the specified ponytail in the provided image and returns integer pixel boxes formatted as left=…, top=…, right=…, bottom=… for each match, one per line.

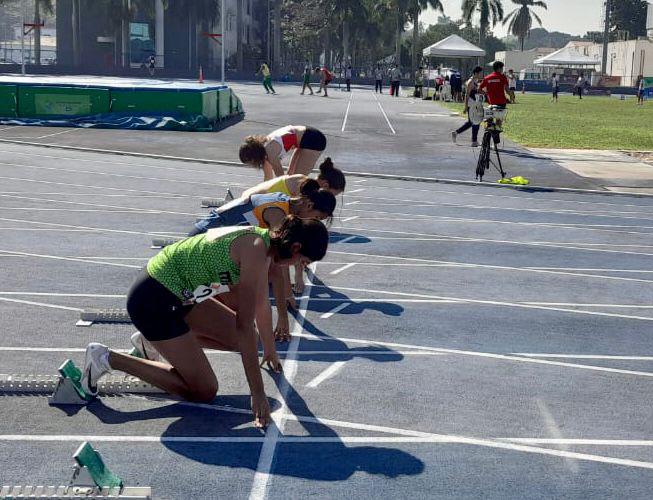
left=317, top=157, right=346, bottom=192
left=270, top=215, right=329, bottom=262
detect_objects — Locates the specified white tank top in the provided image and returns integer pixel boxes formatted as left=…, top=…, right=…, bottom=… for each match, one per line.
left=265, top=126, right=299, bottom=160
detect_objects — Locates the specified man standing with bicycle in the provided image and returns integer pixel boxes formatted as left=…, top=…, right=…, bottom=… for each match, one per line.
left=478, top=61, right=510, bottom=134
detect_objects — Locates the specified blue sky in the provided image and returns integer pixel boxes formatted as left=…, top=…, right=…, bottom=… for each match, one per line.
left=422, top=0, right=606, bottom=37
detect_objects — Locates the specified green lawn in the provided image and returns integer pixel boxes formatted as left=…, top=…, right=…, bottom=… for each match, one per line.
left=440, top=94, right=652, bottom=151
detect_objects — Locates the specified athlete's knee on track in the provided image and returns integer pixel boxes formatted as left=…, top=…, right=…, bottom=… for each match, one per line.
left=184, top=380, right=219, bottom=403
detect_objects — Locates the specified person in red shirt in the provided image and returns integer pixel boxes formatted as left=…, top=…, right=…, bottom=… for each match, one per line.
left=478, top=61, right=510, bottom=129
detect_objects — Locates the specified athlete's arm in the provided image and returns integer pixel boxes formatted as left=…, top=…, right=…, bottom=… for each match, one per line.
left=262, top=206, right=287, bottom=230
left=270, top=262, right=291, bottom=342
left=464, top=80, right=473, bottom=113
left=236, top=237, right=271, bottom=428
left=284, top=174, right=307, bottom=196
left=255, top=263, right=281, bottom=372
left=287, top=149, right=300, bottom=175
left=263, top=143, right=285, bottom=178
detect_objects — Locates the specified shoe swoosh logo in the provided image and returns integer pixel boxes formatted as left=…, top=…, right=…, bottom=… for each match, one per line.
left=89, top=364, right=97, bottom=393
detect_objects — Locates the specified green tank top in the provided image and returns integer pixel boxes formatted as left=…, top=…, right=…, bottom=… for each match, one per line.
left=147, top=226, right=270, bottom=302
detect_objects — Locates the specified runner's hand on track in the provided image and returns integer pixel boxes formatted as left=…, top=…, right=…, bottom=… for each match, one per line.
left=260, top=351, right=283, bottom=373
left=274, top=317, right=291, bottom=342
left=252, top=394, right=271, bottom=429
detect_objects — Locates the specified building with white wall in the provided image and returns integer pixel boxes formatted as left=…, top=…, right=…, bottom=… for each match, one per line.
left=587, top=39, right=653, bottom=86
left=493, top=47, right=556, bottom=75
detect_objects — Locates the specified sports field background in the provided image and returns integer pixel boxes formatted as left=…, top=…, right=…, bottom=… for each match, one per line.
left=441, top=94, right=652, bottom=151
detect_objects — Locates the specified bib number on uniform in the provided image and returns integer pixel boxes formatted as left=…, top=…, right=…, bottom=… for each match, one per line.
left=190, top=283, right=230, bottom=303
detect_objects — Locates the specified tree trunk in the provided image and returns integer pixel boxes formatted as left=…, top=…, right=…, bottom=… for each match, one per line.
left=34, top=0, right=41, bottom=65
left=343, top=18, right=349, bottom=65
left=395, top=7, right=402, bottom=68
left=273, top=0, right=281, bottom=71
left=72, top=0, right=80, bottom=67
left=323, top=29, right=331, bottom=67
left=236, top=0, right=243, bottom=70
left=411, top=9, right=418, bottom=74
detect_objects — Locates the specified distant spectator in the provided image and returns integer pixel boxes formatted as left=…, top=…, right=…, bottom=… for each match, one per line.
left=301, top=60, right=314, bottom=95
left=450, top=71, right=463, bottom=102
left=575, top=74, right=585, bottom=99
left=374, top=65, right=383, bottom=93
left=414, top=66, right=424, bottom=98
left=637, top=74, right=645, bottom=106
left=441, top=75, right=452, bottom=102
left=551, top=72, right=560, bottom=103
left=507, top=69, right=517, bottom=103
left=390, top=65, right=401, bottom=97
left=257, top=62, right=276, bottom=94
left=345, top=64, right=353, bottom=92
left=148, top=54, right=156, bottom=77
left=451, top=65, right=484, bottom=148
left=315, top=66, right=333, bottom=97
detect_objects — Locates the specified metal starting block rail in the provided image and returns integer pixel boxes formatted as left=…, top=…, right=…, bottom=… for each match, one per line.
left=150, top=237, right=181, bottom=249
left=77, top=308, right=132, bottom=327
left=2, top=441, right=152, bottom=499
left=201, top=187, right=235, bottom=208
left=0, top=359, right=163, bottom=405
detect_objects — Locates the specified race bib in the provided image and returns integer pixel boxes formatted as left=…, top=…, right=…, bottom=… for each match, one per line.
left=188, top=283, right=230, bottom=304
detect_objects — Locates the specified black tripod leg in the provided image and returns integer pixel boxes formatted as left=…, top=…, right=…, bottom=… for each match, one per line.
left=493, top=139, right=506, bottom=178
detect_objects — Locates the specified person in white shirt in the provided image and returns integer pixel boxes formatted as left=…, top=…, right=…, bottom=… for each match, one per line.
left=637, top=74, right=645, bottom=105
left=374, top=65, right=383, bottom=93
left=345, top=65, right=353, bottom=92
left=507, top=69, right=517, bottom=103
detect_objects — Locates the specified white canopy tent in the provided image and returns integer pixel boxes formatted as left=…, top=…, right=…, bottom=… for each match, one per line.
left=534, top=47, right=600, bottom=68
left=422, top=35, right=486, bottom=58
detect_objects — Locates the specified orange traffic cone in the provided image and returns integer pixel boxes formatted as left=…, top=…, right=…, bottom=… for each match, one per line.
left=198, top=65, right=204, bottom=83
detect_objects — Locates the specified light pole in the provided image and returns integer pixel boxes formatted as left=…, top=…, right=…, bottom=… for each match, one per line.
left=267, top=0, right=271, bottom=64
left=20, top=0, right=25, bottom=75
left=221, top=0, right=225, bottom=84
left=601, top=0, right=611, bottom=75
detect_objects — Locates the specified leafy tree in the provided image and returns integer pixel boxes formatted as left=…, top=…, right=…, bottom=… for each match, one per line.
left=610, top=0, right=648, bottom=40
left=503, top=0, right=547, bottom=51
left=461, top=0, right=504, bottom=47
left=408, top=0, right=444, bottom=72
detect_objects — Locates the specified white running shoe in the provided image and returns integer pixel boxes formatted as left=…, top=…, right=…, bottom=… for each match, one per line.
left=130, top=331, right=161, bottom=362
left=471, top=141, right=479, bottom=147
left=81, top=343, right=111, bottom=396
left=451, top=131, right=457, bottom=144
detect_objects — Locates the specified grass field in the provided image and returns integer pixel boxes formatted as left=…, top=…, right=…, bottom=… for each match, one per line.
left=440, top=93, right=652, bottom=151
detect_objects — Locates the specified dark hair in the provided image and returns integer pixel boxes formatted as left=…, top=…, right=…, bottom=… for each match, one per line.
left=317, top=157, right=346, bottom=192
left=271, top=215, right=329, bottom=262
left=239, top=135, right=267, bottom=167
left=472, top=66, right=483, bottom=75
left=298, top=178, right=336, bottom=218
left=492, top=61, right=504, bottom=72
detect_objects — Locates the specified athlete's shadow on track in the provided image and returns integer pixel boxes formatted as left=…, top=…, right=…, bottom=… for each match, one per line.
left=303, top=272, right=404, bottom=318
left=329, top=231, right=372, bottom=244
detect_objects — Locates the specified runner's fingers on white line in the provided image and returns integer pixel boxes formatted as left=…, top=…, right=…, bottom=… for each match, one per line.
left=260, top=351, right=283, bottom=373
left=252, top=394, right=271, bottom=429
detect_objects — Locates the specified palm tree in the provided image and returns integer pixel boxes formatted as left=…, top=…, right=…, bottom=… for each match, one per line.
left=461, top=0, right=504, bottom=47
left=503, top=0, right=547, bottom=51
left=390, top=0, right=410, bottom=69
left=409, top=0, right=443, bottom=73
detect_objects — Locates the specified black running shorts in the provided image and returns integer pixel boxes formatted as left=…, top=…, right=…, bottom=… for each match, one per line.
left=126, top=270, right=194, bottom=341
left=299, top=127, right=327, bottom=152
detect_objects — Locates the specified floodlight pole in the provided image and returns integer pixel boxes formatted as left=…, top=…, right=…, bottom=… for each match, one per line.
left=221, top=0, right=225, bottom=84
left=601, top=0, right=611, bottom=75
left=20, top=0, right=25, bottom=75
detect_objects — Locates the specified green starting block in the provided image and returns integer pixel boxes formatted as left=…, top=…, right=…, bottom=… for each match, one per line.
left=1, top=441, right=152, bottom=498
left=48, top=359, right=95, bottom=404
left=201, top=187, right=235, bottom=208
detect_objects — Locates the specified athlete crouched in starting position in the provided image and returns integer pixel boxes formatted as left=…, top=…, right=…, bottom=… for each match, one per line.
left=239, top=125, right=327, bottom=180
left=81, top=216, right=329, bottom=428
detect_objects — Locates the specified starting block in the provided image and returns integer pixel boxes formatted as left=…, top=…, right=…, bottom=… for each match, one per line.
left=0, top=359, right=163, bottom=405
left=1, top=441, right=152, bottom=498
left=150, top=237, right=181, bottom=249
left=77, top=308, right=132, bottom=327
left=200, top=187, right=235, bottom=208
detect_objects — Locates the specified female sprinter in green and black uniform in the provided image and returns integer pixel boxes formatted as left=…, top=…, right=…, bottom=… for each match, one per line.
left=81, top=217, right=329, bottom=428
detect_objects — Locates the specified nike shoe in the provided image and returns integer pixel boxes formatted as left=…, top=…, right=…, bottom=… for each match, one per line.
left=451, top=131, right=457, bottom=144
left=130, top=331, right=161, bottom=362
left=80, top=343, right=111, bottom=396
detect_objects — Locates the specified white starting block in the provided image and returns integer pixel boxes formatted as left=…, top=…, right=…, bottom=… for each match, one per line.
left=0, top=359, right=163, bottom=405
left=1, top=441, right=152, bottom=499
left=150, top=237, right=181, bottom=249
left=201, top=187, right=235, bottom=208
left=77, top=308, right=132, bottom=327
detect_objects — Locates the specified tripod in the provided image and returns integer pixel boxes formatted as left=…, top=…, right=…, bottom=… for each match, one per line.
left=475, top=119, right=506, bottom=181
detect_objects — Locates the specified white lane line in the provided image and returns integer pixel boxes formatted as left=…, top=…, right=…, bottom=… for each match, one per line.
left=291, top=333, right=653, bottom=378
left=335, top=236, right=357, bottom=244
left=0, top=347, right=444, bottom=356
left=512, top=353, right=653, bottom=360
left=352, top=179, right=367, bottom=184
left=373, top=93, right=396, bottom=134
left=527, top=267, right=653, bottom=273
left=341, top=92, right=353, bottom=131
left=341, top=216, right=359, bottom=222
left=320, top=303, right=351, bottom=319
left=346, top=200, right=360, bottom=206
left=0, top=207, right=193, bottom=215
left=249, top=263, right=317, bottom=500
left=347, top=188, right=365, bottom=194
left=35, top=129, right=78, bottom=139
left=0, top=292, right=125, bottom=298
left=523, top=302, right=653, bottom=309
left=0, top=297, right=82, bottom=312
left=306, top=361, right=347, bottom=388
left=0, top=217, right=181, bottom=239
left=317, top=285, right=653, bottom=323
left=330, top=263, right=357, bottom=275
left=0, top=250, right=141, bottom=269
left=329, top=250, right=653, bottom=286
left=0, top=191, right=188, bottom=200
left=536, top=399, right=578, bottom=473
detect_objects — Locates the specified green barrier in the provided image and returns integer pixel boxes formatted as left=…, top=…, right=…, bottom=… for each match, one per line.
left=110, top=89, right=218, bottom=122
left=18, top=86, right=110, bottom=117
left=217, top=88, right=232, bottom=120
left=0, top=84, right=18, bottom=117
